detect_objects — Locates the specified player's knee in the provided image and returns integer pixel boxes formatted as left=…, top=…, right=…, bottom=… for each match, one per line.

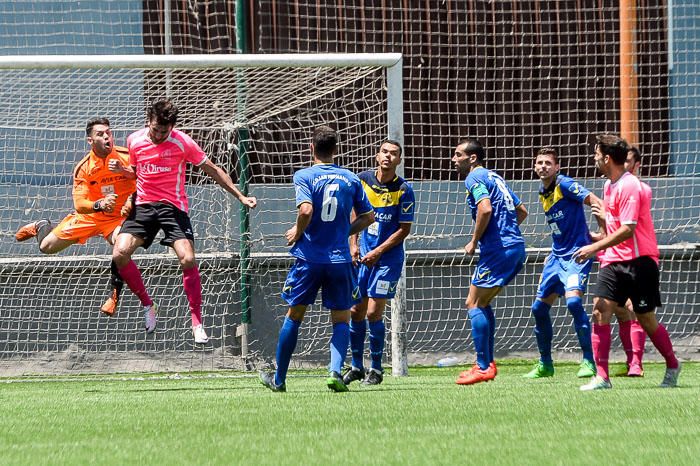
left=565, top=296, right=584, bottom=313
left=531, top=300, right=552, bottom=319
left=179, top=255, right=196, bottom=269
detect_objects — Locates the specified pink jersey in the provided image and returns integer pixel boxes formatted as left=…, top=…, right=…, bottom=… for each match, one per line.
left=600, top=172, right=659, bottom=267
left=127, top=127, right=207, bottom=213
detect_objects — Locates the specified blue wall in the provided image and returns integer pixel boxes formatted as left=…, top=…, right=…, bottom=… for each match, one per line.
left=669, top=1, right=700, bottom=176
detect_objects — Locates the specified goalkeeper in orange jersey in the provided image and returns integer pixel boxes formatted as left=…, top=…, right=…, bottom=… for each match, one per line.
left=15, top=117, right=136, bottom=316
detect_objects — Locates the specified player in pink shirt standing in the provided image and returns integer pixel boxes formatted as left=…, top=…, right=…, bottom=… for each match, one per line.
left=574, top=134, right=680, bottom=390
left=112, top=98, right=257, bottom=343
left=609, top=146, right=650, bottom=377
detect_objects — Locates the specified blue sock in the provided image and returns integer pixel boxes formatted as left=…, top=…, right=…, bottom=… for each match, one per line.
left=483, top=305, right=496, bottom=364
left=349, top=319, right=367, bottom=369
left=566, top=296, right=593, bottom=362
left=329, top=321, right=350, bottom=374
left=275, top=316, right=302, bottom=386
left=368, top=319, right=386, bottom=371
left=468, top=308, right=490, bottom=370
left=531, top=300, right=553, bottom=365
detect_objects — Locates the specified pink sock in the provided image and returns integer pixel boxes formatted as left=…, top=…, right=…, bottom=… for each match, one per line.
left=183, top=266, right=202, bottom=327
left=118, top=260, right=152, bottom=307
left=592, top=323, right=611, bottom=380
left=648, top=324, right=679, bottom=369
left=618, top=320, right=634, bottom=366
left=630, top=320, right=646, bottom=366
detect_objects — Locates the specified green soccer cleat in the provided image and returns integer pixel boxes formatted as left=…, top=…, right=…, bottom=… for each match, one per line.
left=522, top=361, right=554, bottom=379
left=576, top=359, right=596, bottom=378
left=326, top=371, right=349, bottom=392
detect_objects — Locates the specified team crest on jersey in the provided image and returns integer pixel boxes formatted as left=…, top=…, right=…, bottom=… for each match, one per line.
left=159, top=149, right=174, bottom=159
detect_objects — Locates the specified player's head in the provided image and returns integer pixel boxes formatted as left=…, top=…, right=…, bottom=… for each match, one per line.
left=85, top=117, right=113, bottom=158
left=147, top=98, right=179, bottom=144
left=625, top=146, right=641, bottom=176
left=311, top=125, right=337, bottom=162
left=376, top=139, right=402, bottom=172
left=533, top=147, right=559, bottom=184
left=452, top=137, right=484, bottom=175
left=593, top=133, right=628, bottom=176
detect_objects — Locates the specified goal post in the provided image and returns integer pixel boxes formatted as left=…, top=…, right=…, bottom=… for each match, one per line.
left=0, top=53, right=408, bottom=376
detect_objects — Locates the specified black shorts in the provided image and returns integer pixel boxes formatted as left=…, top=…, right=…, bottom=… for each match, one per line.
left=120, top=202, right=195, bottom=249
left=595, top=256, right=661, bottom=314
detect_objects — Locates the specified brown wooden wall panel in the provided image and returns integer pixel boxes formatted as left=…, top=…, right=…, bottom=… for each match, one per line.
left=140, top=1, right=670, bottom=181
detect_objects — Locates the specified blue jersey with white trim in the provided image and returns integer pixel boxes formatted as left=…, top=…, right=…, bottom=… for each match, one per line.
left=290, top=163, right=373, bottom=264
left=357, top=170, right=415, bottom=266
left=464, top=167, right=524, bottom=253
left=538, top=174, right=591, bottom=257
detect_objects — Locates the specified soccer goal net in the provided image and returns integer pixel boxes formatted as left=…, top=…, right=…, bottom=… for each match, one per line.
left=0, top=53, right=406, bottom=376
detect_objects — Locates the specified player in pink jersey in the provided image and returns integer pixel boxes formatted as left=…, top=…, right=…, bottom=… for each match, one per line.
left=112, top=98, right=257, bottom=343
left=574, top=134, right=680, bottom=390
left=610, top=146, right=650, bottom=377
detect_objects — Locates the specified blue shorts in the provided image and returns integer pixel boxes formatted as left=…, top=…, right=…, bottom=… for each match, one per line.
left=356, top=262, right=403, bottom=299
left=536, top=254, right=592, bottom=298
left=471, top=243, right=526, bottom=288
left=281, top=259, right=359, bottom=310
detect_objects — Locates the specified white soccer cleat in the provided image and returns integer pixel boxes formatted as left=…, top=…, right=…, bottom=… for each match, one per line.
left=579, top=375, right=612, bottom=391
left=144, top=304, right=158, bottom=334
left=660, top=362, right=681, bottom=388
left=193, top=324, right=209, bottom=344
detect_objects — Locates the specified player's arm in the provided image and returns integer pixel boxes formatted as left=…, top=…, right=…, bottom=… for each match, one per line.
left=349, top=210, right=360, bottom=265
left=584, top=192, right=606, bottom=242
left=360, top=222, right=411, bottom=267
left=515, top=202, right=528, bottom=225
left=72, top=169, right=117, bottom=214
left=465, top=198, right=491, bottom=255
left=573, top=223, right=635, bottom=263
left=199, top=159, right=257, bottom=209
left=108, top=159, right=136, bottom=180
left=350, top=210, right=375, bottom=236
left=285, top=201, right=313, bottom=246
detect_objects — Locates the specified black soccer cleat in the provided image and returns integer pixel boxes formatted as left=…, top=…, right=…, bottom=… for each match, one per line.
left=260, top=371, right=286, bottom=392
left=362, top=368, right=384, bottom=386
left=342, top=366, right=366, bottom=385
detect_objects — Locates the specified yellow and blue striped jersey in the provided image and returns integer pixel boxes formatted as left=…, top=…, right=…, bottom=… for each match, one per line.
left=357, top=170, right=415, bottom=266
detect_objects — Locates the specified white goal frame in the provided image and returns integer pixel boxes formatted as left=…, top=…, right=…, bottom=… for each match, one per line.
left=0, top=53, right=408, bottom=376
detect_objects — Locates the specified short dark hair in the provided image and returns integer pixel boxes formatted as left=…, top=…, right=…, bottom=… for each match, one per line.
left=147, top=98, right=179, bottom=126
left=536, top=147, right=558, bottom=163
left=86, top=117, right=110, bottom=137
left=379, top=139, right=402, bottom=156
left=595, top=134, right=628, bottom=165
left=457, top=137, right=485, bottom=162
left=628, top=146, right=641, bottom=164
left=312, top=125, right=338, bottom=158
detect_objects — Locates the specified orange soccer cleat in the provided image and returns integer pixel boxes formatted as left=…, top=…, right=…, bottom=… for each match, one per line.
left=456, top=363, right=496, bottom=385
left=100, top=289, right=119, bottom=316
left=14, top=222, right=39, bottom=242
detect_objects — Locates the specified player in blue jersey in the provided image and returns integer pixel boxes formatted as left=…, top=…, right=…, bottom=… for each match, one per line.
left=452, top=138, right=528, bottom=385
left=523, top=147, right=604, bottom=379
left=342, top=139, right=415, bottom=386
left=260, top=126, right=375, bottom=393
